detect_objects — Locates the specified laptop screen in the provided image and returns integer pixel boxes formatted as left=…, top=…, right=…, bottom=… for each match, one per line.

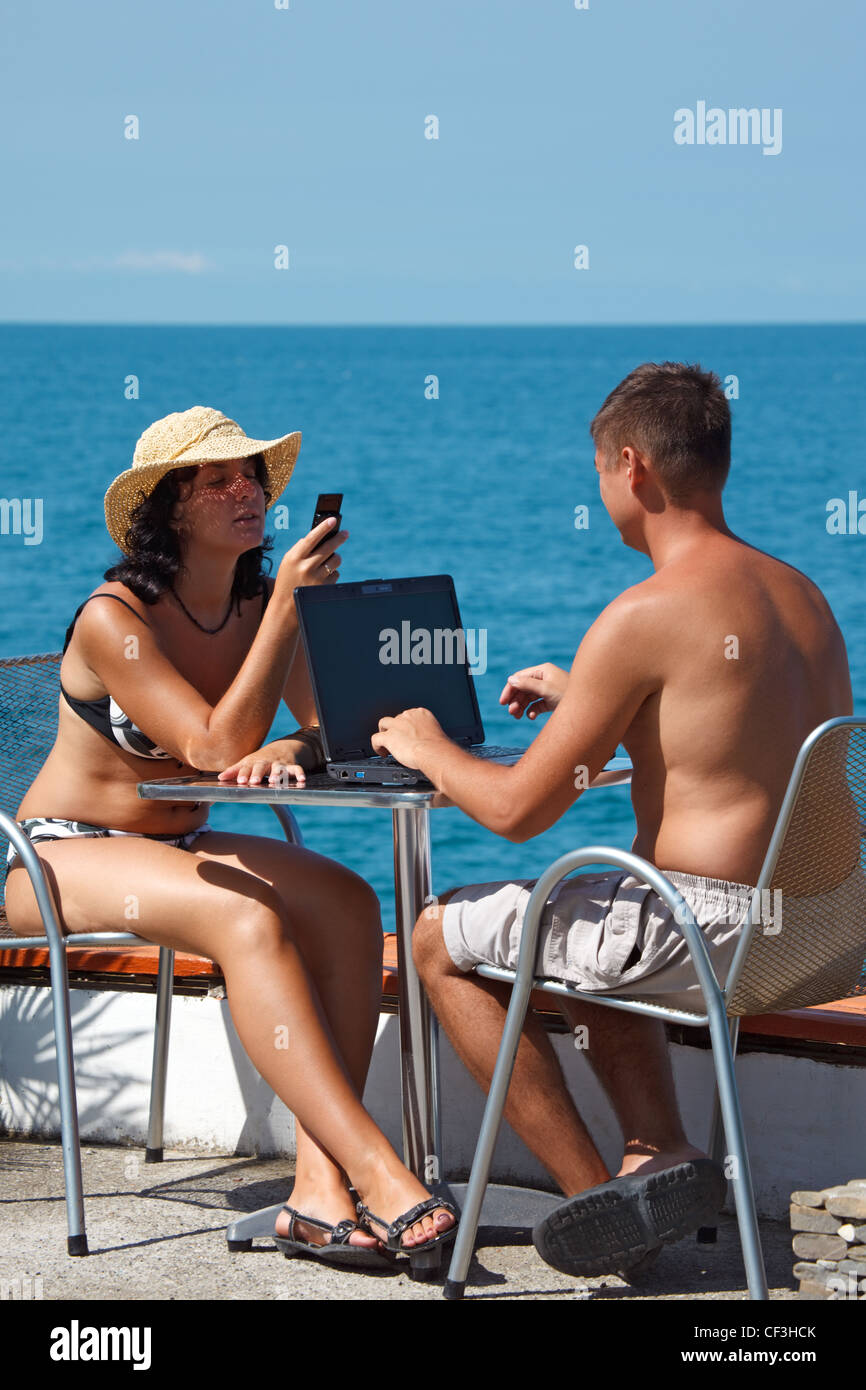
left=295, top=576, right=485, bottom=760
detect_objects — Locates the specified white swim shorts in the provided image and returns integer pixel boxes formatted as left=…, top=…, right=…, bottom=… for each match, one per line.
left=440, top=868, right=757, bottom=1014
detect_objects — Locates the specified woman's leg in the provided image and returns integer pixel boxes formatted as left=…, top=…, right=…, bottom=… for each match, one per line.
left=188, top=832, right=386, bottom=1247
left=4, top=837, right=454, bottom=1249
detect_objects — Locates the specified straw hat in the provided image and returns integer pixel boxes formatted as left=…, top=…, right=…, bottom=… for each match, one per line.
left=104, top=406, right=301, bottom=551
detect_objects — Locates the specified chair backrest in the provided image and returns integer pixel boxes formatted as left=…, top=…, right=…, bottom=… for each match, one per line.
left=726, top=719, right=866, bottom=1016
left=0, top=653, right=63, bottom=900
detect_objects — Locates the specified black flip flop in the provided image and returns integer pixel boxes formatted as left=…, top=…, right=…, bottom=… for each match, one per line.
left=533, top=1159, right=727, bottom=1278
left=356, top=1195, right=459, bottom=1256
left=274, top=1204, right=395, bottom=1270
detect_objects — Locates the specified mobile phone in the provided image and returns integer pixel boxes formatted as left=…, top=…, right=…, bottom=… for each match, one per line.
left=311, top=493, right=343, bottom=547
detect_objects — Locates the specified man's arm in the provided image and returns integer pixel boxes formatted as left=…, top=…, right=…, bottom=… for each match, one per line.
left=373, top=592, right=661, bottom=841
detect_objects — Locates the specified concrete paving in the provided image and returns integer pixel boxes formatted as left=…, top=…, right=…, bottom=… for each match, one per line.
left=0, top=1138, right=800, bottom=1302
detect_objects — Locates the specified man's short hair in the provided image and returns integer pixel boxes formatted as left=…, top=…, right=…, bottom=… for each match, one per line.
left=589, top=361, right=731, bottom=502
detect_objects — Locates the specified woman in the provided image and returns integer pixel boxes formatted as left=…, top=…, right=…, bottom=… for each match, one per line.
left=5, top=405, right=456, bottom=1265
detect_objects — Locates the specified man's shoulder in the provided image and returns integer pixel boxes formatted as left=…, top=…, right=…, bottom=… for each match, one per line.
left=586, top=559, right=735, bottom=663
left=566, top=580, right=665, bottom=710
left=593, top=574, right=671, bottom=634
left=578, top=578, right=670, bottom=675
left=758, top=547, right=833, bottom=608
left=718, top=539, right=838, bottom=623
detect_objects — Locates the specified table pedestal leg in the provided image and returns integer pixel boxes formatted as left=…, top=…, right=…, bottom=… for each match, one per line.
left=390, top=809, right=572, bottom=1287
left=392, top=806, right=442, bottom=1277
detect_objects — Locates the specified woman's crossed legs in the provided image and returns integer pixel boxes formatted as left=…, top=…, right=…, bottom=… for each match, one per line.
left=4, top=830, right=455, bottom=1254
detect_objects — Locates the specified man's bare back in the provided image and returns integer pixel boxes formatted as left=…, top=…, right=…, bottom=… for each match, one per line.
left=370, top=525, right=852, bottom=889
left=622, top=531, right=852, bottom=885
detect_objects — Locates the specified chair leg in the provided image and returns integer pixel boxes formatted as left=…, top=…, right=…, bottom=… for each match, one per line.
left=698, top=1018, right=739, bottom=1244
left=705, top=1011, right=768, bottom=1299
left=145, top=947, right=174, bottom=1163
left=443, top=984, right=534, bottom=1300
left=48, top=943, right=88, bottom=1255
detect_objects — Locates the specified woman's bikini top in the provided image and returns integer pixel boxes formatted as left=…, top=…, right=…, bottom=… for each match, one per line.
left=61, top=587, right=270, bottom=759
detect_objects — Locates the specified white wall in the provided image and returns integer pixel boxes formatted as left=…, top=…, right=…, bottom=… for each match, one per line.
left=1, top=982, right=862, bottom=1219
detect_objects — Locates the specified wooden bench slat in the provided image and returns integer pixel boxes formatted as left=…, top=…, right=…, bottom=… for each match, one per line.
left=738, top=1002, right=866, bottom=1048
left=2, top=929, right=864, bottom=1045
left=0, top=942, right=222, bottom=979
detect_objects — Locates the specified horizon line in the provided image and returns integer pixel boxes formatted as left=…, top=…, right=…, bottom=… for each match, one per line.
left=1, top=319, right=865, bottom=330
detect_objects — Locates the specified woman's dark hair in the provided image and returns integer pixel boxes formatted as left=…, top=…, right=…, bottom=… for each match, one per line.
left=104, top=452, right=274, bottom=608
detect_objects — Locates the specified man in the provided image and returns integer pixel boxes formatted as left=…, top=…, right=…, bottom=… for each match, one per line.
left=371, top=361, right=852, bottom=1276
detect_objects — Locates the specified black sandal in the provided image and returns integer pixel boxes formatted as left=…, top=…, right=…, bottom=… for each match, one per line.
left=356, top=1195, right=459, bottom=1255
left=274, top=1203, right=395, bottom=1269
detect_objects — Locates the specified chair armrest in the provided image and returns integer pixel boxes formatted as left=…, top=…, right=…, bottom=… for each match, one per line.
left=510, top=845, right=729, bottom=1025
left=0, top=809, right=68, bottom=949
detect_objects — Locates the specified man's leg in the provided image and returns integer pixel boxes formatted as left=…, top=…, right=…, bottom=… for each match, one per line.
left=554, top=996, right=705, bottom=1176
left=415, top=886, right=723, bottom=1275
left=414, top=897, right=610, bottom=1196
left=415, top=896, right=705, bottom=1192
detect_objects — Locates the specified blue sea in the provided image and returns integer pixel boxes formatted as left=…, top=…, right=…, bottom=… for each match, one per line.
left=1, top=324, right=864, bottom=926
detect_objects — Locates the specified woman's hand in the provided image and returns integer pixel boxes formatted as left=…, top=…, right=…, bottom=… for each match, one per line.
left=218, top=738, right=315, bottom=787
left=371, top=707, right=447, bottom=769
left=499, top=663, right=569, bottom=720
left=273, top=517, right=348, bottom=601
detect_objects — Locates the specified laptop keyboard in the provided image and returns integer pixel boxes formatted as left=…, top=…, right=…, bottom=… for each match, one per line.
left=379, top=744, right=524, bottom=768
left=466, top=745, right=524, bottom=763
left=383, top=745, right=522, bottom=767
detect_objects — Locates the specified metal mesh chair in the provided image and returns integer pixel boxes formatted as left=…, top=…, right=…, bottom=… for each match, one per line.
left=0, top=652, right=303, bottom=1255
left=443, top=717, right=866, bottom=1301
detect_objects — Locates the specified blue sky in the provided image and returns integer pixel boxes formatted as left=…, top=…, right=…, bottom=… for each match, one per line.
left=1, top=0, right=863, bottom=324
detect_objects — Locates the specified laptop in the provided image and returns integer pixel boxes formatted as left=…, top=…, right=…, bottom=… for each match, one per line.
left=293, top=574, right=525, bottom=785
